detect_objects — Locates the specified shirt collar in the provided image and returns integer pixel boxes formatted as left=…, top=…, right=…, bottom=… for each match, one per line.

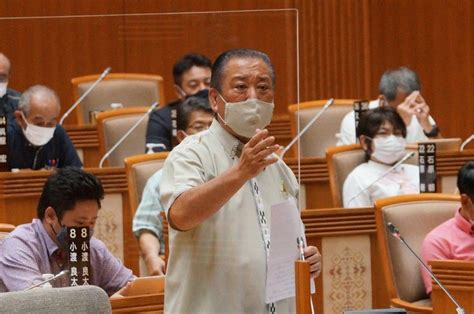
left=209, top=119, right=243, bottom=159
left=33, top=218, right=60, bottom=257
left=454, top=209, right=474, bottom=235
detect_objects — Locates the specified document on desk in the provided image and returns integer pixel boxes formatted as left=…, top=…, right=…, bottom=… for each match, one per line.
left=265, top=198, right=315, bottom=304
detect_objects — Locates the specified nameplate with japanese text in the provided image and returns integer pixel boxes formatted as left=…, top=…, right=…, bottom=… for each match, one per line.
left=418, top=143, right=437, bottom=193
left=67, top=227, right=91, bottom=286
left=353, top=100, right=369, bottom=143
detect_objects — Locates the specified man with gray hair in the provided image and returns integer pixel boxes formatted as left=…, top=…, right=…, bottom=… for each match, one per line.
left=336, top=66, right=441, bottom=145
left=8, top=85, right=82, bottom=170
left=0, top=52, right=21, bottom=120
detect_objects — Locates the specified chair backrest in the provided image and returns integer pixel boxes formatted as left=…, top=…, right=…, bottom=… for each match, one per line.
left=71, top=73, right=165, bottom=125
left=124, top=152, right=169, bottom=214
left=374, top=194, right=459, bottom=304
left=0, top=223, right=15, bottom=241
left=124, top=153, right=169, bottom=276
left=288, top=99, right=355, bottom=157
left=0, top=285, right=111, bottom=313
left=96, top=107, right=150, bottom=168
left=326, top=144, right=366, bottom=207
left=406, top=138, right=462, bottom=152
left=327, top=145, right=419, bottom=207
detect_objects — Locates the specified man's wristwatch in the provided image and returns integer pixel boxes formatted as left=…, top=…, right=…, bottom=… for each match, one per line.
left=423, top=124, right=440, bottom=138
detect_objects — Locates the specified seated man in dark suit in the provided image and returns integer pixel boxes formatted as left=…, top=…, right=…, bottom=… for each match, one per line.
left=0, top=167, right=134, bottom=295
left=145, top=53, right=212, bottom=152
left=8, top=85, right=82, bottom=170
left=0, top=52, right=21, bottom=121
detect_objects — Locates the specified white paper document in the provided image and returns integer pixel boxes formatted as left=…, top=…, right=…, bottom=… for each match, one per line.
left=265, top=198, right=315, bottom=304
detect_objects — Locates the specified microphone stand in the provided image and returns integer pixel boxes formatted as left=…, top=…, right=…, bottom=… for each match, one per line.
left=460, top=134, right=474, bottom=151
left=24, top=270, right=70, bottom=291
left=346, top=151, right=416, bottom=205
left=99, top=101, right=159, bottom=168
left=281, top=98, right=334, bottom=158
left=387, top=223, right=465, bottom=314
left=59, top=67, right=112, bottom=125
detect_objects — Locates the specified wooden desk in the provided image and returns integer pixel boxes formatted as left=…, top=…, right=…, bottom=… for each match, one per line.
left=301, top=206, right=389, bottom=314
left=111, top=293, right=164, bottom=313
left=430, top=260, right=474, bottom=314
left=0, top=167, right=139, bottom=274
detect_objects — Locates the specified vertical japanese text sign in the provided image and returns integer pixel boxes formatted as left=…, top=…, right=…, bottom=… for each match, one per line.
left=0, top=115, right=8, bottom=171
left=353, top=100, right=369, bottom=143
left=67, top=227, right=91, bottom=286
left=418, top=143, right=437, bottom=193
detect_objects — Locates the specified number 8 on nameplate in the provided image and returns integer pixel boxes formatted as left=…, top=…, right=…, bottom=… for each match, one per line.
left=67, top=227, right=91, bottom=286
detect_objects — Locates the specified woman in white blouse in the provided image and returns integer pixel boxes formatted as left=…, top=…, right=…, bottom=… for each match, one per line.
left=343, top=106, right=419, bottom=208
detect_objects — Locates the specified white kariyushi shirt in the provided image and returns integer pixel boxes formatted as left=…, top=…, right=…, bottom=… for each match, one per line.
left=335, top=99, right=436, bottom=146
left=343, top=160, right=420, bottom=208
left=160, top=119, right=300, bottom=314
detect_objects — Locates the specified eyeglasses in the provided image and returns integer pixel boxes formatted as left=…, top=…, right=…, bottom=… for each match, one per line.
left=187, top=123, right=210, bottom=133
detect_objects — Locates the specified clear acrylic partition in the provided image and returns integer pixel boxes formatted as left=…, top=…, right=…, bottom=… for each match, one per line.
left=0, top=9, right=299, bottom=125
left=0, top=9, right=303, bottom=200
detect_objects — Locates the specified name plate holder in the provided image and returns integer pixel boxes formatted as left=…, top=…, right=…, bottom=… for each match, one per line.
left=353, top=100, right=369, bottom=143
left=418, top=143, right=437, bottom=193
left=67, top=227, right=91, bottom=286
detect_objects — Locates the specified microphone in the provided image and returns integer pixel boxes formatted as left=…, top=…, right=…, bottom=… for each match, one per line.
left=281, top=98, right=334, bottom=158
left=59, top=67, right=112, bottom=125
left=99, top=101, right=159, bottom=168
left=460, top=134, right=474, bottom=151
left=346, top=151, right=416, bottom=205
left=24, top=270, right=70, bottom=291
left=386, top=222, right=465, bottom=314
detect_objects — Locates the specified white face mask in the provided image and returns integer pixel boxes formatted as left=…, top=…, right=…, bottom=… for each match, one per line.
left=371, top=135, right=407, bottom=164
left=0, top=82, right=7, bottom=98
left=218, top=93, right=274, bottom=138
left=21, top=113, right=56, bottom=146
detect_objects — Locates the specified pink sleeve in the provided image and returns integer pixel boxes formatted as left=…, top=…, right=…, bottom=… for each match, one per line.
left=421, top=232, right=450, bottom=295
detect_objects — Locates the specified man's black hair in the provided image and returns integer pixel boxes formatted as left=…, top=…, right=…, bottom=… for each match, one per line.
left=173, top=53, right=212, bottom=86
left=177, top=93, right=212, bottom=131
left=357, top=106, right=407, bottom=157
left=37, top=167, right=105, bottom=221
left=457, top=161, right=474, bottom=200
left=210, top=48, right=275, bottom=93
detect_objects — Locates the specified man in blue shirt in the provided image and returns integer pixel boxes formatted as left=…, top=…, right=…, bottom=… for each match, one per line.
left=133, top=95, right=213, bottom=275
left=0, top=52, right=21, bottom=121
left=8, top=85, right=82, bottom=170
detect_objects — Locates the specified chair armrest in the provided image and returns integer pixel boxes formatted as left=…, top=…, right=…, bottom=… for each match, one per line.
left=391, top=298, right=432, bottom=313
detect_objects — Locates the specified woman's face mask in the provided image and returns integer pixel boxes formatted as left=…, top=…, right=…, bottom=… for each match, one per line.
left=217, top=93, right=274, bottom=139
left=371, top=135, right=407, bottom=164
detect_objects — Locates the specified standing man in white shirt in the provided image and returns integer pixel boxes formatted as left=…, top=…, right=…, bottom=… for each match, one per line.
left=160, top=48, right=322, bottom=314
left=336, top=67, right=441, bottom=146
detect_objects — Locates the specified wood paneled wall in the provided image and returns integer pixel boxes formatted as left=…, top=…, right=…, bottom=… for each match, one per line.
left=0, top=0, right=471, bottom=134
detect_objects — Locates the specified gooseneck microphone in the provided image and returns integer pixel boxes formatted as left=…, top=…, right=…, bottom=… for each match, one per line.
left=460, top=134, right=474, bottom=152
left=281, top=98, right=335, bottom=158
left=386, top=222, right=465, bottom=314
left=59, top=67, right=112, bottom=125
left=346, top=151, right=415, bottom=205
left=24, top=270, right=70, bottom=291
left=99, top=101, right=159, bottom=168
